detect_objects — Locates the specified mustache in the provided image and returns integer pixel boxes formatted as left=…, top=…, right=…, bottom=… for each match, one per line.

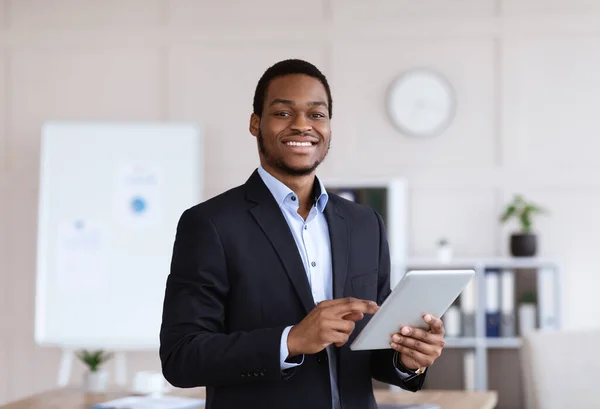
left=283, top=130, right=321, bottom=139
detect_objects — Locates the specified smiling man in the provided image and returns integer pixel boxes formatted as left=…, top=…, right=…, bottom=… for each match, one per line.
left=159, top=59, right=446, bottom=409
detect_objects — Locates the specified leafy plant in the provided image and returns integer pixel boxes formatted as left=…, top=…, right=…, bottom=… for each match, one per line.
left=520, top=291, right=537, bottom=304
left=499, top=194, right=547, bottom=234
left=437, top=238, right=449, bottom=247
left=76, top=350, right=113, bottom=372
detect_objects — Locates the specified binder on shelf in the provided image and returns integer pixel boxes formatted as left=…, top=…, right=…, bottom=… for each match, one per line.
left=485, top=268, right=500, bottom=337
left=460, top=277, right=476, bottom=337
left=538, top=267, right=557, bottom=329
left=463, top=350, right=476, bottom=391
left=500, top=269, right=516, bottom=337
left=442, top=305, right=461, bottom=337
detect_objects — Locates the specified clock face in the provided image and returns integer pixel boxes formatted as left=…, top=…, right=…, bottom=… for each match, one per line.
left=387, top=69, right=456, bottom=137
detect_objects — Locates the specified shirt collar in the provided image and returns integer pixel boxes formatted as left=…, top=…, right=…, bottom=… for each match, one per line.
left=257, top=165, right=329, bottom=213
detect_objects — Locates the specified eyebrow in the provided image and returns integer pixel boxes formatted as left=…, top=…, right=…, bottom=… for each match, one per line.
left=269, top=98, right=328, bottom=109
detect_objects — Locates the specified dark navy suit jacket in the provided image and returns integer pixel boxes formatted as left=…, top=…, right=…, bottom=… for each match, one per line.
left=159, top=170, right=426, bottom=409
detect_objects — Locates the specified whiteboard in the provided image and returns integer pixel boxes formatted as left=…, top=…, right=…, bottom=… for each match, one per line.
left=35, top=121, right=203, bottom=351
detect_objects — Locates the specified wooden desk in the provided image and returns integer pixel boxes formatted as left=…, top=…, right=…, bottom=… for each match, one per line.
left=0, top=387, right=497, bottom=409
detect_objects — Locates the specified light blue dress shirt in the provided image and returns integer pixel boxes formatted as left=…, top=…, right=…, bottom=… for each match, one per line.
left=257, top=165, right=409, bottom=409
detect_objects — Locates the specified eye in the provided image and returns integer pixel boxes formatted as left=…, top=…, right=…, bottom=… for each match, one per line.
left=311, top=113, right=327, bottom=119
left=274, top=111, right=291, bottom=117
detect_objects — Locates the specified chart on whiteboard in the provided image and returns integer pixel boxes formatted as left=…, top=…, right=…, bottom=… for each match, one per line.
left=56, top=221, right=108, bottom=290
left=113, top=163, right=164, bottom=228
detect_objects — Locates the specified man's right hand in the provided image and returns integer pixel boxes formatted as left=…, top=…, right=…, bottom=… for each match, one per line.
left=287, top=297, right=380, bottom=357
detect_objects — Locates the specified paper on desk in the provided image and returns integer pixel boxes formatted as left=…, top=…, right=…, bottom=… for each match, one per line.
left=91, top=395, right=205, bottom=409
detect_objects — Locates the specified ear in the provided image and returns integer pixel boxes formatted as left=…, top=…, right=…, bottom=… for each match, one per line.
left=249, top=113, right=260, bottom=137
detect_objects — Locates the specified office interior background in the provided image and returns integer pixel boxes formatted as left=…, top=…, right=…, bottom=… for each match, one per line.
left=1, top=1, right=599, bottom=408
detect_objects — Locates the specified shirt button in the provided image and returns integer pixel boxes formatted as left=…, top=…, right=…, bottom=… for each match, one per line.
left=291, top=196, right=296, bottom=201
left=311, top=261, right=316, bottom=267
left=304, top=225, right=308, bottom=230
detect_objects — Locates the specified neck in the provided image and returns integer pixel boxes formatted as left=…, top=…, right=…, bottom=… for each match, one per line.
left=261, top=162, right=316, bottom=215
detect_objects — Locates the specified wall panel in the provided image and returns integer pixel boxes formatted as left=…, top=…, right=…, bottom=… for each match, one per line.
left=5, top=183, right=38, bottom=402
left=502, top=36, right=600, bottom=168
left=332, top=0, right=497, bottom=21
left=0, top=1, right=5, bottom=29
left=169, top=0, right=327, bottom=26
left=0, top=176, right=9, bottom=404
left=9, top=0, right=164, bottom=28
left=0, top=50, right=5, bottom=173
left=502, top=0, right=600, bottom=15
left=8, top=48, right=163, bottom=177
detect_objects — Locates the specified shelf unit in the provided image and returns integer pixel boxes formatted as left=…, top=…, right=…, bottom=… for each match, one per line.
left=402, top=257, right=561, bottom=391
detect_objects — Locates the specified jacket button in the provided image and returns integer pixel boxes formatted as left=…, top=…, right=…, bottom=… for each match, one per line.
left=246, top=371, right=252, bottom=377
left=260, top=369, right=266, bottom=376
left=241, top=372, right=245, bottom=377
left=317, top=357, right=322, bottom=364
left=253, top=370, right=259, bottom=377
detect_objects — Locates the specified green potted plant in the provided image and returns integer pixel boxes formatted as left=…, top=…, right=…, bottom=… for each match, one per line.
left=76, top=350, right=113, bottom=393
left=499, top=194, right=547, bottom=257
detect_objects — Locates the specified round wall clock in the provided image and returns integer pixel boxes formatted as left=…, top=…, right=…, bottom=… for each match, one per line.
left=386, top=68, right=456, bottom=138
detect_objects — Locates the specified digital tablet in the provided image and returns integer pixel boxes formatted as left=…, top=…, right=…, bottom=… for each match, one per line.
left=350, top=269, right=475, bottom=351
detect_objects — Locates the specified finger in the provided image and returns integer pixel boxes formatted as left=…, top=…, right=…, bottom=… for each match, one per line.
left=424, top=314, right=444, bottom=335
left=391, top=333, right=438, bottom=355
left=390, top=344, right=435, bottom=368
left=317, top=297, right=361, bottom=308
left=329, top=298, right=379, bottom=317
left=398, top=327, right=443, bottom=346
left=342, top=311, right=364, bottom=322
left=327, top=319, right=356, bottom=334
left=326, top=329, right=349, bottom=346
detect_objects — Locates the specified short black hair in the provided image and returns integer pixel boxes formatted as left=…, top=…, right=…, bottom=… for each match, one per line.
left=252, top=59, right=333, bottom=119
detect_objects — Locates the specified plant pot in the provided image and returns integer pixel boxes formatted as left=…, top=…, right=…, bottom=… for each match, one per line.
left=518, top=303, right=537, bottom=335
left=437, top=245, right=453, bottom=263
left=84, top=369, right=109, bottom=393
left=510, top=233, right=537, bottom=257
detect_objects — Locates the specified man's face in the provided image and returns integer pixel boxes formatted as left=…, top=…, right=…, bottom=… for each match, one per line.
left=250, top=74, right=331, bottom=176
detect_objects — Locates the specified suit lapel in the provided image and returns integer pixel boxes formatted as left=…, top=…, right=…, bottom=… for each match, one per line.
left=246, top=171, right=315, bottom=314
left=324, top=197, right=349, bottom=300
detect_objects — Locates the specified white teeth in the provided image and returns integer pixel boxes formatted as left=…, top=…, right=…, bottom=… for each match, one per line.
left=286, top=141, right=313, bottom=147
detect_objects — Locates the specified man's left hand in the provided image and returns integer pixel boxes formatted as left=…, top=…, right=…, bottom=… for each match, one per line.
left=390, top=314, right=446, bottom=371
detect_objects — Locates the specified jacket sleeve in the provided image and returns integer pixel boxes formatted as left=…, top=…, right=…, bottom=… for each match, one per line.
left=159, top=208, right=289, bottom=388
left=368, top=210, right=427, bottom=392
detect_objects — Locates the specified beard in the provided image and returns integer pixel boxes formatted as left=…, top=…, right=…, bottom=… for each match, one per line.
left=257, top=129, right=330, bottom=177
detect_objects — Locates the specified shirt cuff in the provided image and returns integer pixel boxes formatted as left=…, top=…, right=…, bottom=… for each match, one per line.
left=280, top=326, right=304, bottom=370
left=392, top=351, right=412, bottom=379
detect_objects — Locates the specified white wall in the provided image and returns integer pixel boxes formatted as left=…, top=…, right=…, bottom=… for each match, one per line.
left=1, top=0, right=600, bottom=404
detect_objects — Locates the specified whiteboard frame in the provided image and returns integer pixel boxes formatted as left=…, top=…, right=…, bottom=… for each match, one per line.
left=35, top=121, right=203, bottom=351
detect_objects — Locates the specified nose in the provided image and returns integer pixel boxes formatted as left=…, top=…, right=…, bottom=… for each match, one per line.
left=290, top=114, right=312, bottom=133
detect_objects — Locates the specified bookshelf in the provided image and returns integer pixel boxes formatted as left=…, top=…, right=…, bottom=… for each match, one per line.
left=402, top=257, right=561, bottom=392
